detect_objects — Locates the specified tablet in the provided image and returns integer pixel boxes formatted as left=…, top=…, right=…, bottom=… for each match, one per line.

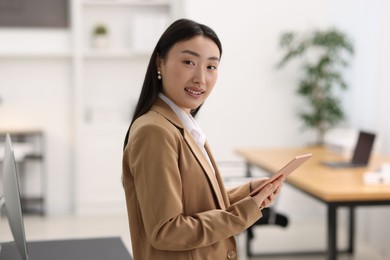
left=250, top=153, right=312, bottom=196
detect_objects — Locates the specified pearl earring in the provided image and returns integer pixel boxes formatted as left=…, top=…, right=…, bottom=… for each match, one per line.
left=157, top=71, right=162, bottom=80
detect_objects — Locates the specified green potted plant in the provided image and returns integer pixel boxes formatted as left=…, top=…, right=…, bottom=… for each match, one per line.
left=277, top=28, right=354, bottom=145
left=92, top=24, right=109, bottom=49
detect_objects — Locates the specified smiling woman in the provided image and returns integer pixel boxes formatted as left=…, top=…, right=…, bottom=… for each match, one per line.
left=121, top=19, right=284, bottom=260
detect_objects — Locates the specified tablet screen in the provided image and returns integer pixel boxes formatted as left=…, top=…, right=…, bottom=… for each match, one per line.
left=250, top=153, right=312, bottom=196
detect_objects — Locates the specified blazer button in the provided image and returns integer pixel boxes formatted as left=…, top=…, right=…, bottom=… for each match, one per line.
left=227, top=250, right=237, bottom=259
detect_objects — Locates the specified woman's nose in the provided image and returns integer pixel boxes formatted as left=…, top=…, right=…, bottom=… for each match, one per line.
left=192, top=67, right=206, bottom=85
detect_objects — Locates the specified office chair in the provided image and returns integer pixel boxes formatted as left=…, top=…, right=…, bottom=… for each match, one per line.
left=218, top=161, right=289, bottom=256
left=246, top=207, right=289, bottom=256
left=242, top=163, right=289, bottom=257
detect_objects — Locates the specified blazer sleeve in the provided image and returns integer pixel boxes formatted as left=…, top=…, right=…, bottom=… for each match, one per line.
left=126, top=121, right=261, bottom=251
left=226, top=181, right=252, bottom=205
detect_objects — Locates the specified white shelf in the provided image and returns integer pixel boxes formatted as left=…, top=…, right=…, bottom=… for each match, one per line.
left=82, top=48, right=150, bottom=58
left=0, top=50, right=72, bottom=58
left=81, top=121, right=129, bottom=131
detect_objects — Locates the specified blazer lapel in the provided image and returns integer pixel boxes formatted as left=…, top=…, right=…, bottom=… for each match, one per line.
left=151, top=98, right=226, bottom=209
left=183, top=130, right=226, bottom=210
left=204, top=142, right=229, bottom=208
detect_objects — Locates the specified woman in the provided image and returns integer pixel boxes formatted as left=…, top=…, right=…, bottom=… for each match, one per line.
left=122, top=19, right=283, bottom=260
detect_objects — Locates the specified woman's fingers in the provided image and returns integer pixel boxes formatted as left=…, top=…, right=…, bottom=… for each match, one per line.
left=252, top=177, right=284, bottom=208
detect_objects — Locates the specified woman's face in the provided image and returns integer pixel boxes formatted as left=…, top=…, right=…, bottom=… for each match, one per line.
left=157, top=36, right=220, bottom=114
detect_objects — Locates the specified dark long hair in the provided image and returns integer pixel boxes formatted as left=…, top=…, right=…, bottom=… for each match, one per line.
left=123, top=19, right=222, bottom=149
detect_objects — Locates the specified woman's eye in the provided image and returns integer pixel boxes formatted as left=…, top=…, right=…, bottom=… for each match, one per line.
left=183, top=60, right=195, bottom=66
left=208, top=65, right=217, bottom=70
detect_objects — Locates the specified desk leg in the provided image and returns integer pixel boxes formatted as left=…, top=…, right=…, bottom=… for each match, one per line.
left=348, top=206, right=355, bottom=254
left=328, top=204, right=337, bottom=260
left=245, top=162, right=252, bottom=177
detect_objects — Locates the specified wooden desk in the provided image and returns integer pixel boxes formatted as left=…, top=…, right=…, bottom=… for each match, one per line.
left=236, top=146, right=390, bottom=260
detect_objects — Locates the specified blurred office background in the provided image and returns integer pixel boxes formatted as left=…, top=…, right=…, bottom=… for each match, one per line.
left=0, top=0, right=389, bottom=258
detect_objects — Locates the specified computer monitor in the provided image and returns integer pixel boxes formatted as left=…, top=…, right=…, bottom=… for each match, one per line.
left=0, top=134, right=29, bottom=260
left=351, top=131, right=376, bottom=165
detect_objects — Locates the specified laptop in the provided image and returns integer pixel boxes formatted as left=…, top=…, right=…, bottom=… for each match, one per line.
left=322, top=131, right=376, bottom=168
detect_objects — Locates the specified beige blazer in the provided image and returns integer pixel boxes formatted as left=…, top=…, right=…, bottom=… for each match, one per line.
left=122, top=98, right=262, bottom=260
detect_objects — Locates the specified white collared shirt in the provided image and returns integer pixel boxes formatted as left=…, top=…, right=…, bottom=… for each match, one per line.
left=158, top=93, right=215, bottom=173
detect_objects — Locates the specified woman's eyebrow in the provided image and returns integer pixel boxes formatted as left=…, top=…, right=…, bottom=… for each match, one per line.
left=182, top=50, right=220, bottom=61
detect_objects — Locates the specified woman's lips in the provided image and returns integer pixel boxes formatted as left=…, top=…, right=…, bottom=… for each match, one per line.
left=185, top=87, right=204, bottom=95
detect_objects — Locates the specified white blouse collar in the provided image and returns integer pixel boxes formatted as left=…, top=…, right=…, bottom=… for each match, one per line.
left=158, top=93, right=206, bottom=147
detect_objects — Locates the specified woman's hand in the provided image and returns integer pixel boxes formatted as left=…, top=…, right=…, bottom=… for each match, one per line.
left=250, top=176, right=284, bottom=209
left=250, top=177, right=268, bottom=192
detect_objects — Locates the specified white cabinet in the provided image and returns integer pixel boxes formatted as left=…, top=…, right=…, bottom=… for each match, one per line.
left=71, top=0, right=182, bottom=214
